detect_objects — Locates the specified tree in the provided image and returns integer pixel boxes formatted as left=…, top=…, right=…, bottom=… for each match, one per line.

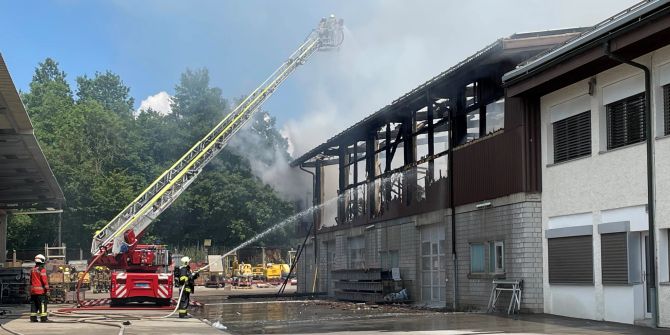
left=76, top=71, right=135, bottom=118
left=15, top=59, right=299, bottom=258
left=22, top=58, right=74, bottom=146
left=170, top=68, right=227, bottom=144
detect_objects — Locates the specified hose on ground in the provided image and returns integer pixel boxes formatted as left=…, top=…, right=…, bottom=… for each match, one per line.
left=0, top=323, right=23, bottom=335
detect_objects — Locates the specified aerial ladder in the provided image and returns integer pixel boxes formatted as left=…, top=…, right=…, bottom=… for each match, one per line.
left=76, top=15, right=344, bottom=306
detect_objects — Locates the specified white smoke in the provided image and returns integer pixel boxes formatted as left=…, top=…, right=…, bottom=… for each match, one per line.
left=282, top=0, right=640, bottom=157
left=228, top=113, right=311, bottom=201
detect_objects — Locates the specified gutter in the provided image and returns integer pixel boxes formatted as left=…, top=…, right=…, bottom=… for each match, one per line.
left=604, top=42, right=658, bottom=327
left=503, top=0, right=668, bottom=84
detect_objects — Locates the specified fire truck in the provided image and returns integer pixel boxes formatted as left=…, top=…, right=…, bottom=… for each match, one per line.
left=77, top=16, right=344, bottom=306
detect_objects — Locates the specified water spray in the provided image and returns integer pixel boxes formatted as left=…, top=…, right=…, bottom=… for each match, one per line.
left=193, top=196, right=340, bottom=275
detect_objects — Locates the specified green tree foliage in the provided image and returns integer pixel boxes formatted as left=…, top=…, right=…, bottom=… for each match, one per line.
left=76, top=71, right=134, bottom=118
left=14, top=59, right=297, bottom=258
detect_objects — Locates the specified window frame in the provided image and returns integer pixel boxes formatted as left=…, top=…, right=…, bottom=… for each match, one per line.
left=552, top=110, right=592, bottom=163
left=470, top=243, right=486, bottom=274
left=548, top=235, right=594, bottom=284
left=494, top=241, right=505, bottom=273
left=600, top=232, right=630, bottom=285
left=605, top=92, right=646, bottom=150
left=663, top=84, right=670, bottom=136
left=347, top=236, right=365, bottom=269
left=485, top=98, right=505, bottom=134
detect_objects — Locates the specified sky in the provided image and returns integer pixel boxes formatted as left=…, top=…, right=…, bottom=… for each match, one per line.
left=1, top=0, right=641, bottom=157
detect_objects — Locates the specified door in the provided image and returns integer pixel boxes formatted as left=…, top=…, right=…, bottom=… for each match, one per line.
left=326, top=241, right=335, bottom=296
left=641, top=231, right=652, bottom=319
left=420, top=224, right=445, bottom=305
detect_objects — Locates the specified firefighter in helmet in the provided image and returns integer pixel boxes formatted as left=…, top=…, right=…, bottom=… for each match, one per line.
left=30, top=254, right=50, bottom=323
left=177, top=256, right=198, bottom=318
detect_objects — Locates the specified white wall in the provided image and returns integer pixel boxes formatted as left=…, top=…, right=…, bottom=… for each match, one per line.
left=603, top=285, right=643, bottom=324
left=540, top=44, right=670, bottom=325
left=548, top=286, right=597, bottom=320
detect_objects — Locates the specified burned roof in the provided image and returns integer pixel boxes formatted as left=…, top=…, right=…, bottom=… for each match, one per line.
left=0, top=53, right=64, bottom=210
left=291, top=28, right=586, bottom=167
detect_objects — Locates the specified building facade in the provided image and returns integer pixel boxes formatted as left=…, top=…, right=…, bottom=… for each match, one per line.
left=504, top=0, right=670, bottom=326
left=292, top=30, right=582, bottom=311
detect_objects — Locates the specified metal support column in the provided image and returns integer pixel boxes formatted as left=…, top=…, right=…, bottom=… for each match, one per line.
left=353, top=143, right=358, bottom=218
left=448, top=102, right=458, bottom=311
left=366, top=131, right=377, bottom=217
left=384, top=123, right=392, bottom=207
left=403, top=110, right=417, bottom=206
left=0, top=212, right=6, bottom=264
left=314, top=160, right=323, bottom=230
left=427, top=91, right=435, bottom=184
left=338, top=144, right=350, bottom=224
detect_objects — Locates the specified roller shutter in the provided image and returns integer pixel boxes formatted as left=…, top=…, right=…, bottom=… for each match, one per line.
left=601, top=232, right=629, bottom=285
left=548, top=235, right=593, bottom=284
left=606, top=92, right=646, bottom=150
left=553, top=111, right=591, bottom=163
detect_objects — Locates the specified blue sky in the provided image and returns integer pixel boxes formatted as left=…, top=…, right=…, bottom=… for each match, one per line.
left=1, top=0, right=640, bottom=156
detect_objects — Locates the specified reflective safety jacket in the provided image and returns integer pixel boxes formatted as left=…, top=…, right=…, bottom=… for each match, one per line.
left=30, top=265, right=49, bottom=295
left=178, top=265, right=198, bottom=293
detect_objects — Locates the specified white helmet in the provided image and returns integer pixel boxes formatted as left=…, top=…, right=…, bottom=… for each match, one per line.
left=180, top=256, right=191, bottom=266
left=34, top=254, right=46, bottom=264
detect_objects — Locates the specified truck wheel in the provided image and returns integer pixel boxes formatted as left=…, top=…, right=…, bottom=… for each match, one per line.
left=110, top=298, right=123, bottom=307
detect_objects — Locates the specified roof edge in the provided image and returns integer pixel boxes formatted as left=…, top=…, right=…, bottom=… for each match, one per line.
left=502, top=0, right=668, bottom=84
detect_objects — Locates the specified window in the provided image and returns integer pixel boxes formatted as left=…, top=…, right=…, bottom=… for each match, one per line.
left=601, top=232, right=629, bottom=284
left=465, top=110, right=480, bottom=142
left=606, top=92, right=646, bottom=150
left=348, top=236, right=365, bottom=269
left=494, top=241, right=505, bottom=273
left=485, top=98, right=505, bottom=134
left=380, top=250, right=399, bottom=269
left=487, top=241, right=505, bottom=273
left=664, top=85, right=670, bottom=136
left=548, top=235, right=593, bottom=284
left=470, top=243, right=485, bottom=273
left=553, top=111, right=591, bottom=163
left=465, top=82, right=478, bottom=107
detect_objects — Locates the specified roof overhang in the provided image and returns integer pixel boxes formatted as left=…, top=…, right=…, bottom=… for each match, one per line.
left=504, top=0, right=670, bottom=96
left=0, top=54, right=64, bottom=211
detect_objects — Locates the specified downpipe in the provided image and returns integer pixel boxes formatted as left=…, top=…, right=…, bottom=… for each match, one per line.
left=605, top=42, right=658, bottom=327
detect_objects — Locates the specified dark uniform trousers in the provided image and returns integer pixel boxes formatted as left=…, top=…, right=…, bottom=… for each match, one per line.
left=178, top=265, right=198, bottom=318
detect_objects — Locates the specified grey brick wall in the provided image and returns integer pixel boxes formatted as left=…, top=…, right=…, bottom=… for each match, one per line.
left=296, top=193, right=543, bottom=313
left=446, top=199, right=543, bottom=312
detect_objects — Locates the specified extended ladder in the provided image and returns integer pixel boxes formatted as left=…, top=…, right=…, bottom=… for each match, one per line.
left=91, top=16, right=344, bottom=256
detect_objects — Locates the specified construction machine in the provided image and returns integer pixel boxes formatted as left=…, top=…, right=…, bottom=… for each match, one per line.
left=77, top=15, right=344, bottom=306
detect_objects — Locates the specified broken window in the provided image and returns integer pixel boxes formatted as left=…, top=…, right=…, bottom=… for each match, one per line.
left=485, top=98, right=505, bottom=134
left=466, top=110, right=480, bottom=142
left=465, top=82, right=479, bottom=107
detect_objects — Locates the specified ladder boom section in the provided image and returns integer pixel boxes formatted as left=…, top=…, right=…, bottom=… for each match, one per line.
left=91, top=16, right=343, bottom=256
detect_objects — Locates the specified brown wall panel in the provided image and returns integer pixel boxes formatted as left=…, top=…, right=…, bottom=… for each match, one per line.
left=452, top=127, right=525, bottom=206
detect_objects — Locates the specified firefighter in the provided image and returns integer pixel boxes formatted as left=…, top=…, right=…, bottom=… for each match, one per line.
left=30, top=254, right=50, bottom=323
left=177, top=256, right=198, bottom=318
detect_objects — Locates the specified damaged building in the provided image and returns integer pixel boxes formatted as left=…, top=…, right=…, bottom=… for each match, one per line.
left=291, top=29, right=584, bottom=311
